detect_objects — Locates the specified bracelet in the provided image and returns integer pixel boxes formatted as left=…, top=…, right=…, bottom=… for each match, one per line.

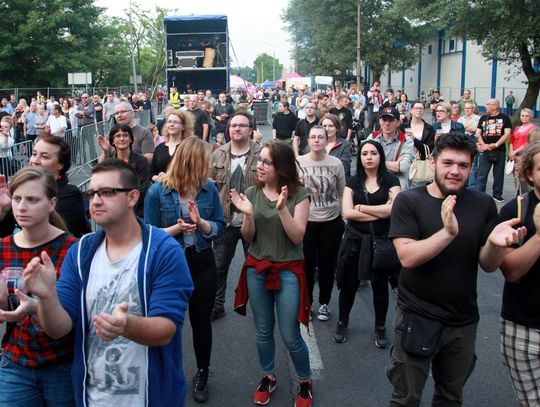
left=494, top=142, right=499, bottom=148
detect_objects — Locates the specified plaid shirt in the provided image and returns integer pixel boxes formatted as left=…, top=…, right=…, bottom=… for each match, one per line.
left=1, top=232, right=77, bottom=367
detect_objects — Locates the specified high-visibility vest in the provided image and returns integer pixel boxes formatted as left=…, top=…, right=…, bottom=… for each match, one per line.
left=169, top=91, right=180, bottom=108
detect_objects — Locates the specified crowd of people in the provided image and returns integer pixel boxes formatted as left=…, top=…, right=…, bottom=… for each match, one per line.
left=0, top=83, right=538, bottom=407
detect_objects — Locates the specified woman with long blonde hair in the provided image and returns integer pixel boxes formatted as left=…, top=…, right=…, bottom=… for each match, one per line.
left=144, top=136, right=224, bottom=403
left=151, top=109, right=194, bottom=182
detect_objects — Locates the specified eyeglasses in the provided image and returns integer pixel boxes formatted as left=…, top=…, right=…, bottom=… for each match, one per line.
left=435, top=110, right=446, bottom=113
left=113, top=133, right=131, bottom=139
left=114, top=110, right=133, bottom=116
left=412, top=107, right=424, bottom=110
left=229, top=123, right=250, bottom=128
left=256, top=156, right=273, bottom=169
left=83, top=187, right=133, bottom=200
left=167, top=120, right=183, bottom=125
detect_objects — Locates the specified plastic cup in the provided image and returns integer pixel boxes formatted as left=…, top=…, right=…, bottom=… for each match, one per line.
left=2, top=267, right=25, bottom=310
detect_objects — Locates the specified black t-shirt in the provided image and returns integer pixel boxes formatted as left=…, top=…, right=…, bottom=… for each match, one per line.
left=151, top=142, right=178, bottom=176
left=389, top=187, right=498, bottom=325
left=189, top=108, right=211, bottom=139
left=477, top=112, right=512, bottom=151
left=272, top=111, right=298, bottom=139
left=130, top=100, right=144, bottom=111
left=329, top=107, right=353, bottom=138
left=498, top=191, right=540, bottom=329
left=294, top=118, right=318, bottom=155
left=93, top=102, right=103, bottom=122
left=347, top=173, right=400, bottom=236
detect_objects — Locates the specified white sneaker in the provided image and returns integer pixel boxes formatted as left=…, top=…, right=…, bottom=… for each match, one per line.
left=317, top=304, right=330, bottom=321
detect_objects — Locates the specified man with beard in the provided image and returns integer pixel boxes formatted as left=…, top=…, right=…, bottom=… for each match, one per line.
left=387, top=132, right=523, bottom=406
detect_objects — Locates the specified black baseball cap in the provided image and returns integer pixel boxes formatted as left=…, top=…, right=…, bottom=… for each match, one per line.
left=379, top=107, right=400, bottom=120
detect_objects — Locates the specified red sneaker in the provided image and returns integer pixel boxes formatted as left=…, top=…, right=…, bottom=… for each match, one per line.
left=253, top=375, right=277, bottom=405
left=294, top=379, right=313, bottom=407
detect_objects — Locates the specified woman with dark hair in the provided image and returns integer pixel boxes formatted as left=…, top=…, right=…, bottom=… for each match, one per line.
left=334, top=139, right=401, bottom=347
left=144, top=136, right=224, bottom=403
left=320, top=113, right=352, bottom=179
left=297, top=125, right=346, bottom=321
left=29, top=133, right=91, bottom=237
left=231, top=140, right=313, bottom=407
left=0, top=167, right=77, bottom=406
left=97, top=124, right=151, bottom=217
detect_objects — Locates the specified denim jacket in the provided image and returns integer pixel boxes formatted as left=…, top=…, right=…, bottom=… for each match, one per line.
left=144, top=181, right=225, bottom=252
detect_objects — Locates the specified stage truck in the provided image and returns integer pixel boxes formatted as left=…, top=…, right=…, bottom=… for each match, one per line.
left=164, top=15, right=230, bottom=98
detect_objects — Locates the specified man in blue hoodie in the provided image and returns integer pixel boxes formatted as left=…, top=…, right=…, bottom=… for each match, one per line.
left=24, top=159, right=194, bottom=407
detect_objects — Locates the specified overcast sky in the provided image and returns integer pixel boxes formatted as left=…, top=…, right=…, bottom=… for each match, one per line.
left=95, top=0, right=294, bottom=69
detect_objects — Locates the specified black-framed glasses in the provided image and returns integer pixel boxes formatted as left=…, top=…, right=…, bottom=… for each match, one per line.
left=256, top=156, right=273, bottom=169
left=229, top=123, right=250, bottom=128
left=83, top=188, right=133, bottom=200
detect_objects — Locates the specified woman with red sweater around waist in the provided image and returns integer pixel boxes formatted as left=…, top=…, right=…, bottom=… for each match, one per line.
left=232, top=140, right=313, bottom=407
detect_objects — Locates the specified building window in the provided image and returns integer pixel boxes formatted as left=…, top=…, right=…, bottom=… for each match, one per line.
left=449, top=39, right=455, bottom=51
left=428, top=45, right=432, bottom=54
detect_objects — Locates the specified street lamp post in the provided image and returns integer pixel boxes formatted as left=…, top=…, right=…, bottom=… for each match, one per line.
left=129, top=0, right=138, bottom=93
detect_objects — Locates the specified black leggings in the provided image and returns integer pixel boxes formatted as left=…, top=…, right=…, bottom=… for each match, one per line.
left=303, top=216, right=344, bottom=305
left=337, top=243, right=397, bottom=327
left=185, top=247, right=217, bottom=369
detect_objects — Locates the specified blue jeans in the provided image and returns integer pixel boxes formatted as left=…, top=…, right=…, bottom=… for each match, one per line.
left=0, top=355, right=74, bottom=407
left=247, top=268, right=311, bottom=380
left=468, top=153, right=480, bottom=188
left=475, top=149, right=506, bottom=199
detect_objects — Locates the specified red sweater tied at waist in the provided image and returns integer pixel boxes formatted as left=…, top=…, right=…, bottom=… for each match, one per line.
left=234, top=255, right=311, bottom=327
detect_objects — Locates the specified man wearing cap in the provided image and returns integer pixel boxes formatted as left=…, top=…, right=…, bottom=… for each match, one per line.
left=367, top=107, right=415, bottom=190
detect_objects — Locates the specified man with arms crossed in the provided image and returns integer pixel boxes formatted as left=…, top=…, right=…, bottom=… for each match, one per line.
left=387, top=132, right=523, bottom=406
left=23, top=160, right=194, bottom=407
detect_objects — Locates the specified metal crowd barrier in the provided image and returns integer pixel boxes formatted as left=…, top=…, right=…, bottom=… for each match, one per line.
left=1, top=140, right=34, bottom=180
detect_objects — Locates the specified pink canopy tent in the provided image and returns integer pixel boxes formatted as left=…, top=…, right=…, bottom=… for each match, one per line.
left=281, top=72, right=302, bottom=80
left=230, top=75, right=252, bottom=89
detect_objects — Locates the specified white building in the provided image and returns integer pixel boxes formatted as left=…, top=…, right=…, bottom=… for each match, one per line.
left=373, top=32, right=539, bottom=116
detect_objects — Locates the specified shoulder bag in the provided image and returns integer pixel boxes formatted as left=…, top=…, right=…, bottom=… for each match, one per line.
left=362, top=185, right=400, bottom=271
left=409, top=143, right=434, bottom=184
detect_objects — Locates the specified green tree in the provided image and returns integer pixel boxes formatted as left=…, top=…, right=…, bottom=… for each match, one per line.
left=0, top=0, right=110, bottom=87
left=231, top=66, right=257, bottom=83
left=253, top=53, right=283, bottom=82
left=282, top=0, right=429, bottom=84
left=394, top=0, right=540, bottom=113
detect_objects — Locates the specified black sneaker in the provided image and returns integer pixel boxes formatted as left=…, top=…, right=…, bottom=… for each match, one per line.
left=193, top=368, right=209, bottom=403
left=211, top=304, right=225, bottom=321
left=493, top=196, right=505, bottom=203
left=374, top=326, right=390, bottom=349
left=333, top=321, right=348, bottom=344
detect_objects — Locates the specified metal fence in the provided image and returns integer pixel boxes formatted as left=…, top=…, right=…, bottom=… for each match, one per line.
left=1, top=110, right=153, bottom=182
left=0, top=87, right=154, bottom=102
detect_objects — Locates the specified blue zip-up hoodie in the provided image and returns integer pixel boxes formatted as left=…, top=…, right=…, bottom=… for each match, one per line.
left=56, top=219, right=194, bottom=407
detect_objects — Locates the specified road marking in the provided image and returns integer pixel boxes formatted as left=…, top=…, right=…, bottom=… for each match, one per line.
left=301, top=322, right=324, bottom=379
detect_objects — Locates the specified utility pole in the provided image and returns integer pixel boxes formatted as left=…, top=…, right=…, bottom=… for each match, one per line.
left=129, top=0, right=138, bottom=93
left=356, top=0, right=362, bottom=91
